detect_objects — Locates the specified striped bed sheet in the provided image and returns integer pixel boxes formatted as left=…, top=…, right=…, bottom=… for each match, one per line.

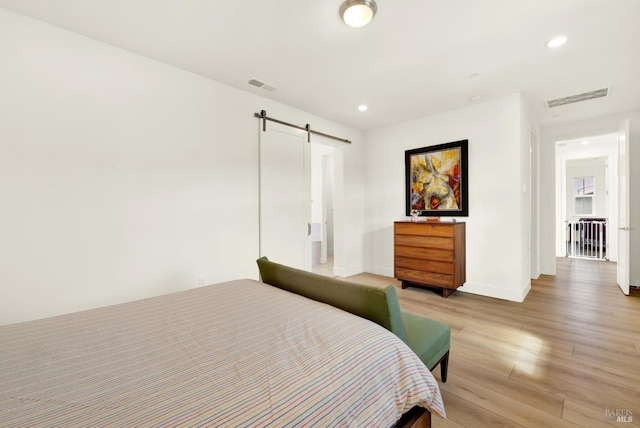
left=0, top=278, right=445, bottom=427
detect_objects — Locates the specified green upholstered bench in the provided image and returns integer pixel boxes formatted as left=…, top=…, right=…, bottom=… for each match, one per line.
left=256, top=257, right=450, bottom=381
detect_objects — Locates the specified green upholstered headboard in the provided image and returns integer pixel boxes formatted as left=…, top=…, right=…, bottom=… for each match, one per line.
left=256, top=257, right=408, bottom=343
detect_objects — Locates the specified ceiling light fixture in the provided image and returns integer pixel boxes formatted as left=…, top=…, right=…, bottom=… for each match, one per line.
left=358, top=104, right=368, bottom=112
left=340, top=0, right=377, bottom=28
left=547, top=36, right=568, bottom=48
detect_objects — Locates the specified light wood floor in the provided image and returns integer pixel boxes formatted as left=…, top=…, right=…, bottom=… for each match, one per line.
left=347, top=258, right=640, bottom=428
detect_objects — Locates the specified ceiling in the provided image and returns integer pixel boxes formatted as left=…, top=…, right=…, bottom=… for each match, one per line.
left=558, top=133, right=617, bottom=161
left=2, top=0, right=639, bottom=131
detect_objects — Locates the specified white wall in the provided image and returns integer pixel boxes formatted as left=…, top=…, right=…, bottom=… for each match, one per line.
left=541, top=112, right=640, bottom=286
left=518, top=96, right=534, bottom=290
left=0, top=9, right=365, bottom=325
left=530, top=128, right=541, bottom=280
left=364, top=94, right=532, bottom=302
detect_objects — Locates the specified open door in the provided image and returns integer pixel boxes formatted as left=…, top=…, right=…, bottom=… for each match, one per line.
left=320, top=152, right=334, bottom=265
left=616, top=120, right=630, bottom=295
left=259, top=123, right=312, bottom=271
left=311, top=142, right=334, bottom=267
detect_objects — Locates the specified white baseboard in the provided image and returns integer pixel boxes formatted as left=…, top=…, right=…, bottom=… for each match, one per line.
left=333, top=265, right=364, bottom=278
left=367, top=265, right=394, bottom=278
left=458, top=279, right=531, bottom=302
left=359, top=265, right=534, bottom=303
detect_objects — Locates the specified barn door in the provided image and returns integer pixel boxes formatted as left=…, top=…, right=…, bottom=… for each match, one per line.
left=259, top=122, right=312, bottom=271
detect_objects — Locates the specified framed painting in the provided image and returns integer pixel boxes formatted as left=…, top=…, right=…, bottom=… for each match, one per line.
left=405, top=139, right=468, bottom=217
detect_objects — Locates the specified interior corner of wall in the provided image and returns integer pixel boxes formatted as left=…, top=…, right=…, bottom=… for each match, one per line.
left=332, top=265, right=363, bottom=278
left=519, top=279, right=531, bottom=302
left=344, top=265, right=364, bottom=278
left=368, top=265, right=394, bottom=278
left=332, top=265, right=346, bottom=277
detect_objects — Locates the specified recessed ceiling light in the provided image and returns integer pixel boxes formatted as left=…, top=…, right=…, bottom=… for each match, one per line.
left=468, top=73, right=480, bottom=80
left=547, top=36, right=568, bottom=48
left=468, top=95, right=482, bottom=102
left=358, top=104, right=368, bottom=112
left=581, top=140, right=589, bottom=145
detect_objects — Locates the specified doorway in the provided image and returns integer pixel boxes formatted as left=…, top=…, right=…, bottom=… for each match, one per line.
left=311, top=141, right=335, bottom=276
left=259, top=122, right=344, bottom=275
left=555, top=133, right=618, bottom=262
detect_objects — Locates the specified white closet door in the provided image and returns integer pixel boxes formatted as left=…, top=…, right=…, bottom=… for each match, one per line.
left=259, top=123, right=312, bottom=271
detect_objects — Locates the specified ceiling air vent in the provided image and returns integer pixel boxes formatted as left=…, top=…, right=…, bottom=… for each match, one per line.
left=546, top=88, right=609, bottom=108
left=248, top=79, right=277, bottom=92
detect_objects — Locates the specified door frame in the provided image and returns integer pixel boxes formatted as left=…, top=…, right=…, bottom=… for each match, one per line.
left=554, top=133, right=619, bottom=261
left=312, top=135, right=343, bottom=276
left=616, top=119, right=630, bottom=295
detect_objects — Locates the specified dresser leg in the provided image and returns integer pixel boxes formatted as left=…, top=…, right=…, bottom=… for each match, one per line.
left=441, top=288, right=455, bottom=298
left=401, top=281, right=409, bottom=289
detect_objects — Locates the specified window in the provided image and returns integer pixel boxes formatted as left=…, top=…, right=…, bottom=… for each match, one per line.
left=573, top=177, right=595, bottom=215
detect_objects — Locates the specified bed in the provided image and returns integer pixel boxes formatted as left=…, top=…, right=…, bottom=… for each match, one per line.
left=0, top=278, right=444, bottom=427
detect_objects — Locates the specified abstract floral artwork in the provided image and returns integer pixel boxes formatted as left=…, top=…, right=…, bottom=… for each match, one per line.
left=405, top=140, right=468, bottom=217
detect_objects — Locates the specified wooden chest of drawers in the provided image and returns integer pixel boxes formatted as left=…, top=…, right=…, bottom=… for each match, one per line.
left=394, top=221, right=466, bottom=297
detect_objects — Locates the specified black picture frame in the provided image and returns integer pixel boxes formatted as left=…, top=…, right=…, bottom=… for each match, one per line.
left=405, top=139, right=468, bottom=217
